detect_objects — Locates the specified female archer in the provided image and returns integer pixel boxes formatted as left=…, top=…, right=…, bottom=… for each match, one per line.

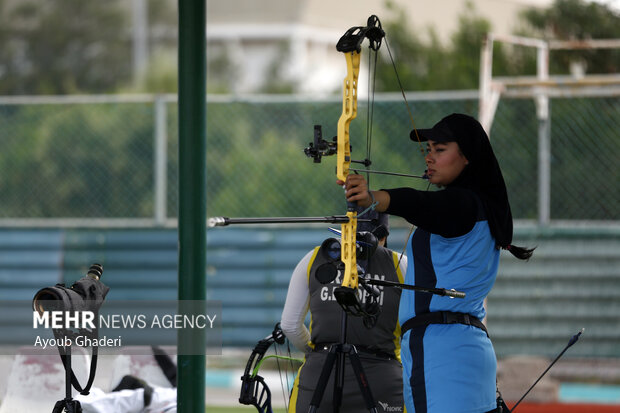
left=339, top=113, right=534, bottom=413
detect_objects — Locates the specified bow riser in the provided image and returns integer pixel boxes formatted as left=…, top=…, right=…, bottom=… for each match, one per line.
left=337, top=50, right=362, bottom=291
left=336, top=50, right=360, bottom=182
left=340, top=211, right=358, bottom=289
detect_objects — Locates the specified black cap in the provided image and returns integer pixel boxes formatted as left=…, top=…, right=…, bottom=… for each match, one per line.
left=410, top=113, right=466, bottom=143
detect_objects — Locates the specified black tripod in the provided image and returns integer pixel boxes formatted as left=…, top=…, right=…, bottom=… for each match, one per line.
left=308, top=287, right=380, bottom=413
left=49, top=328, right=101, bottom=413
left=52, top=345, right=83, bottom=413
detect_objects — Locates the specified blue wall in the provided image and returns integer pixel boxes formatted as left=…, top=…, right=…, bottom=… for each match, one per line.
left=0, top=226, right=618, bottom=358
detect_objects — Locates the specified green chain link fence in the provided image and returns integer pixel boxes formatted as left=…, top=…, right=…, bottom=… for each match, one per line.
left=0, top=91, right=617, bottom=225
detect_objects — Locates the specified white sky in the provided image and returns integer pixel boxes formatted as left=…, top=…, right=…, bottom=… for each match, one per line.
left=576, top=0, right=619, bottom=11
left=524, top=0, right=620, bottom=11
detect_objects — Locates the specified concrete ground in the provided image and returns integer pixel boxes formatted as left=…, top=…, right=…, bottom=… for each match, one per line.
left=2, top=350, right=620, bottom=409
left=0, top=349, right=292, bottom=409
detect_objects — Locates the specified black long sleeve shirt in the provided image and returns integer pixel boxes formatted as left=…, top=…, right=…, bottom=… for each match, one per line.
left=384, top=187, right=480, bottom=238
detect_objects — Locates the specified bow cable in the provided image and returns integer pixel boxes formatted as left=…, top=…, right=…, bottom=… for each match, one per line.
left=381, top=35, right=432, bottom=269
left=383, top=37, right=426, bottom=158
left=365, top=44, right=379, bottom=187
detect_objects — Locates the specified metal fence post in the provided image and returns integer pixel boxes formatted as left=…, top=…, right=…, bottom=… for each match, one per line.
left=154, top=95, right=168, bottom=226
left=536, top=42, right=551, bottom=226
left=479, top=33, right=500, bottom=133
left=177, top=0, right=206, bottom=411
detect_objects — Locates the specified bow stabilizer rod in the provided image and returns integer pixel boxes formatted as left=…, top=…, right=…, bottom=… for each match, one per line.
left=208, top=215, right=361, bottom=227
left=359, top=278, right=466, bottom=298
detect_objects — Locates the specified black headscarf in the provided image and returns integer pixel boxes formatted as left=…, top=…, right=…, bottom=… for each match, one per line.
left=411, top=113, right=513, bottom=248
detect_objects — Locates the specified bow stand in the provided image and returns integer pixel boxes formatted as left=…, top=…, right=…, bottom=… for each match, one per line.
left=239, top=324, right=286, bottom=413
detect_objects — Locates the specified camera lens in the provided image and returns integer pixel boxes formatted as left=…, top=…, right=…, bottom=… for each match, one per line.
left=32, top=288, right=65, bottom=314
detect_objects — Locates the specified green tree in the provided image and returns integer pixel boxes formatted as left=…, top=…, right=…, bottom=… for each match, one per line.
left=520, top=0, right=620, bottom=74
left=259, top=40, right=296, bottom=94
left=206, top=46, right=237, bottom=94
left=443, top=6, right=493, bottom=89
left=0, top=103, right=155, bottom=217
left=0, top=0, right=178, bottom=95
left=375, top=0, right=619, bottom=91
left=123, top=0, right=179, bottom=94
left=0, top=0, right=133, bottom=94
left=376, top=1, right=523, bottom=91
left=375, top=1, right=448, bottom=91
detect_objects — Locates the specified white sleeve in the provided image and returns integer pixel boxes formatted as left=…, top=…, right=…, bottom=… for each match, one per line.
left=280, top=249, right=314, bottom=353
left=397, top=253, right=408, bottom=278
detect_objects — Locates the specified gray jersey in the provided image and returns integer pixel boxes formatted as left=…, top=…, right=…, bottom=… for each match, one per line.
left=307, top=244, right=404, bottom=357
left=288, top=244, right=405, bottom=413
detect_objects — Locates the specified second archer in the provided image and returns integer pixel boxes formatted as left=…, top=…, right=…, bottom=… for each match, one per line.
left=281, top=207, right=407, bottom=413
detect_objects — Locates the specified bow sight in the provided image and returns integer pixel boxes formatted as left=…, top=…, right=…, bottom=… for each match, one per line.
left=304, top=125, right=337, bottom=164
left=304, top=117, right=425, bottom=179
left=304, top=124, right=371, bottom=167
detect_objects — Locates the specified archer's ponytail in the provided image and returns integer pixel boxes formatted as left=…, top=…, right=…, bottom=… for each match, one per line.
left=503, top=244, right=536, bottom=260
